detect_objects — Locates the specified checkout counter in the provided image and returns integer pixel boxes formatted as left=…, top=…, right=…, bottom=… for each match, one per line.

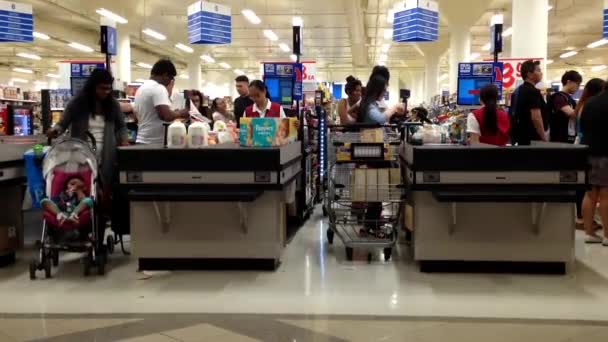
left=401, top=142, right=588, bottom=274
left=118, top=142, right=301, bottom=271
left=0, top=139, right=36, bottom=266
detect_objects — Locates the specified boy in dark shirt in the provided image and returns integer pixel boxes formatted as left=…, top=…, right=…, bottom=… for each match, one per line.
left=549, top=70, right=581, bottom=143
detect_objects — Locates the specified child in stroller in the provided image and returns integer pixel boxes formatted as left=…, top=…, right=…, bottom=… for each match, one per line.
left=41, top=175, right=93, bottom=230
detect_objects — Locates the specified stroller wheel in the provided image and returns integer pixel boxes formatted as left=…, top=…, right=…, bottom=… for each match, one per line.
left=326, top=229, right=334, bottom=245
left=83, top=254, right=92, bottom=277
left=106, top=235, right=115, bottom=255
left=51, top=250, right=59, bottom=267
left=43, top=258, right=52, bottom=279
left=29, top=260, right=37, bottom=280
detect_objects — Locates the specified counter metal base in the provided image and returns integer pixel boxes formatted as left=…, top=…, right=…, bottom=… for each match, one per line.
left=0, top=251, right=16, bottom=268
left=419, top=260, right=566, bottom=274
left=139, top=257, right=279, bottom=271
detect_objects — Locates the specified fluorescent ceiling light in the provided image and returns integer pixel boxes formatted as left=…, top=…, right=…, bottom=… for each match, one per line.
left=242, top=9, right=261, bottom=24
left=379, top=54, right=388, bottom=62
left=46, top=73, right=60, bottom=78
left=381, top=43, right=391, bottom=53
left=247, top=74, right=256, bottom=80
left=387, top=9, right=395, bottom=24
left=96, top=8, right=128, bottom=24
left=565, top=46, right=576, bottom=51
left=179, top=74, right=189, bottom=79
left=219, top=62, right=231, bottom=69
left=263, top=30, right=278, bottom=41
left=482, top=43, right=491, bottom=51
left=11, top=78, right=28, bottom=83
left=502, top=27, right=513, bottom=37
left=234, top=69, right=244, bottom=75
left=437, top=73, right=448, bottom=81
left=68, top=42, right=94, bottom=52
left=587, top=39, right=608, bottom=49
left=34, top=80, right=47, bottom=85
left=135, top=78, right=146, bottom=83
left=142, top=28, right=166, bottom=40
left=136, top=62, right=153, bottom=69
left=384, top=29, right=393, bottom=40
left=469, top=52, right=481, bottom=60
left=378, top=61, right=386, bottom=66
left=546, top=59, right=554, bottom=65
left=547, top=5, right=553, bottom=11
left=292, top=16, right=303, bottom=27
left=17, top=52, right=41, bottom=60
left=560, top=51, right=578, bottom=59
left=13, top=67, right=33, bottom=74
left=175, top=43, right=194, bottom=53
left=33, top=31, right=50, bottom=40
left=201, top=54, right=215, bottom=63
left=290, top=54, right=297, bottom=62
left=279, top=43, right=290, bottom=52
left=592, top=65, right=607, bottom=72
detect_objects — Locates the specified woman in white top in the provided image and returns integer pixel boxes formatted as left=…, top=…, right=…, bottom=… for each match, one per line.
left=337, top=76, right=362, bottom=124
left=211, top=97, right=235, bottom=123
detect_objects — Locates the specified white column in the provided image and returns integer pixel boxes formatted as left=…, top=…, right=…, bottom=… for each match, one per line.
left=387, top=70, right=400, bottom=106
left=424, top=55, right=440, bottom=102
left=511, top=0, right=548, bottom=76
left=449, top=24, right=471, bottom=93
left=187, top=56, right=202, bottom=90
left=116, top=27, right=131, bottom=85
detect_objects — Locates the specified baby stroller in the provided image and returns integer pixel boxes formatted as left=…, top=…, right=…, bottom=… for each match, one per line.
left=30, top=133, right=110, bottom=279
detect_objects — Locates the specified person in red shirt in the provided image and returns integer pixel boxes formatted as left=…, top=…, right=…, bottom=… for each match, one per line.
left=244, top=80, right=286, bottom=118
left=466, top=84, right=511, bottom=146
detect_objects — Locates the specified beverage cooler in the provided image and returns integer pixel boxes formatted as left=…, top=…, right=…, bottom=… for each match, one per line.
left=0, top=103, right=34, bottom=136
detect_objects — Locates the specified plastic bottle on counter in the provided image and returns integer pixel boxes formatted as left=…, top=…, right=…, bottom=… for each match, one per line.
left=167, top=120, right=187, bottom=148
left=187, top=121, right=210, bottom=148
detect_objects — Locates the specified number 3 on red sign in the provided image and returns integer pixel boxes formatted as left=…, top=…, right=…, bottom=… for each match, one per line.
left=503, top=63, right=516, bottom=89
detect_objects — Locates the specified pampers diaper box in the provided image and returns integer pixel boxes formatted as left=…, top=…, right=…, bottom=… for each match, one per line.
left=240, top=118, right=298, bottom=147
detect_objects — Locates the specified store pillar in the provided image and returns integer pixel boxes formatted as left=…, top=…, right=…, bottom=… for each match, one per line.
left=188, top=57, right=202, bottom=91
left=424, top=54, right=440, bottom=102
left=116, top=26, right=131, bottom=85
left=512, top=0, right=548, bottom=75
left=439, top=0, right=490, bottom=93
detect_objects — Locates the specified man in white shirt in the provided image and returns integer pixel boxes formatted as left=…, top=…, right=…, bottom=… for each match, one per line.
left=135, top=59, right=189, bottom=145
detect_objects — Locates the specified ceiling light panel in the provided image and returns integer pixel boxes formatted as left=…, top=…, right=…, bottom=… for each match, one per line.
left=263, top=30, right=278, bottom=41
left=96, top=8, right=128, bottom=24
left=17, top=52, right=41, bottom=60
left=175, top=43, right=194, bottom=53
left=142, top=28, right=166, bottom=40
left=242, top=9, right=261, bottom=24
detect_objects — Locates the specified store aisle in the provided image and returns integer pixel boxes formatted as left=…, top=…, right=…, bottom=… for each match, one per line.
left=2, top=209, right=608, bottom=324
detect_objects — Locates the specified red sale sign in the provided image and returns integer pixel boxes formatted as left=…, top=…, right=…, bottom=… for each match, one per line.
left=484, top=58, right=545, bottom=90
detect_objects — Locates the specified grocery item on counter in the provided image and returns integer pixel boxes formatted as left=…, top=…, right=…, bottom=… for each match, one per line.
left=239, top=118, right=298, bottom=147
left=167, top=120, right=187, bottom=148
left=187, top=121, right=210, bottom=148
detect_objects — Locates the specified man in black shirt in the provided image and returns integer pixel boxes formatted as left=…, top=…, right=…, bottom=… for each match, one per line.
left=549, top=70, right=581, bottom=143
left=233, top=75, right=254, bottom=127
left=513, top=60, right=546, bottom=145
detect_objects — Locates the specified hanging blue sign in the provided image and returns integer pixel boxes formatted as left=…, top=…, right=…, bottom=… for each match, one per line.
left=457, top=62, right=504, bottom=106
left=604, top=0, right=608, bottom=38
left=393, top=0, right=439, bottom=42
left=188, top=1, right=232, bottom=45
left=0, top=0, right=33, bottom=43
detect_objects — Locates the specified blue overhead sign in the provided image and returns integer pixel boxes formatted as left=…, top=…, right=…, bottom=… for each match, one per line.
left=0, top=0, right=33, bottom=43
left=71, top=63, right=106, bottom=78
left=393, top=0, right=439, bottom=42
left=604, top=1, right=608, bottom=38
left=188, top=1, right=232, bottom=45
left=101, top=25, right=117, bottom=55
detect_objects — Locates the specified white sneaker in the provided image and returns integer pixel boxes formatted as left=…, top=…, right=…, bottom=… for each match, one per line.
left=585, top=235, right=603, bottom=244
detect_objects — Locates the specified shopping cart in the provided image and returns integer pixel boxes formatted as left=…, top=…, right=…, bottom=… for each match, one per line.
left=325, top=124, right=404, bottom=262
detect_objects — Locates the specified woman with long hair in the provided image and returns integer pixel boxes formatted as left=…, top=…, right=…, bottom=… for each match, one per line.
left=466, top=84, right=511, bottom=146
left=211, top=97, right=234, bottom=123
left=359, top=75, right=401, bottom=124
left=244, top=80, right=286, bottom=118
left=47, top=68, right=128, bottom=190
left=337, top=76, right=362, bottom=124
left=190, top=90, right=211, bottom=122
left=577, top=78, right=607, bottom=242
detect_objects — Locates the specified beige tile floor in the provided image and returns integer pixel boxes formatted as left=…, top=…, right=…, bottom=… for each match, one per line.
left=2, top=210, right=608, bottom=341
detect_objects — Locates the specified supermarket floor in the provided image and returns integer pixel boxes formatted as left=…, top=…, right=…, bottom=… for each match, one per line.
left=3, top=209, right=608, bottom=341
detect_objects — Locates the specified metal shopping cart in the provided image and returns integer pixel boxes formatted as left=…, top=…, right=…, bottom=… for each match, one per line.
left=325, top=124, right=404, bottom=262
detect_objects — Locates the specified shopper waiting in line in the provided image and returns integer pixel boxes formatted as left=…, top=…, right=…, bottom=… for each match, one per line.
left=368, top=65, right=406, bottom=117
left=578, top=79, right=607, bottom=242
left=244, top=80, right=286, bottom=118
left=337, top=76, right=362, bottom=124
left=233, top=75, right=254, bottom=126
left=513, top=60, right=546, bottom=145
left=47, top=68, right=129, bottom=192
left=358, top=75, right=402, bottom=124
left=466, top=84, right=511, bottom=146
left=211, top=97, right=235, bottom=123
left=576, top=78, right=606, bottom=145
left=190, top=90, right=211, bottom=123
left=549, top=70, right=582, bottom=143
left=134, top=59, right=189, bottom=145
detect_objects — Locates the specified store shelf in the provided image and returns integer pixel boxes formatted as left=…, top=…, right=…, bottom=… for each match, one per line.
left=0, top=98, right=39, bottom=104
left=51, top=108, right=65, bottom=111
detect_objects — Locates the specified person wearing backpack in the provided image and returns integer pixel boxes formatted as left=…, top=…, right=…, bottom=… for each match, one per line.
left=549, top=70, right=582, bottom=143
